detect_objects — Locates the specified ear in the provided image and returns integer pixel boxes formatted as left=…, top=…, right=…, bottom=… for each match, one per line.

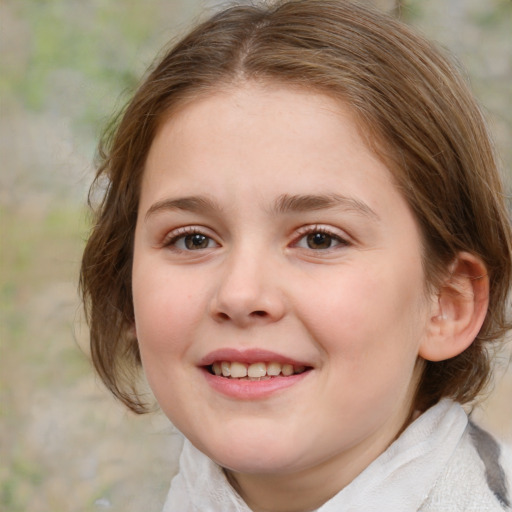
left=419, top=252, right=489, bottom=362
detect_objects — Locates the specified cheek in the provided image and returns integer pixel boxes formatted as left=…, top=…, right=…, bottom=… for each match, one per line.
left=132, top=272, right=200, bottom=407
left=299, top=260, right=428, bottom=360
left=132, top=264, right=202, bottom=357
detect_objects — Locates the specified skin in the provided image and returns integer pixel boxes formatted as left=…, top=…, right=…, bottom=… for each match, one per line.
left=132, top=82, right=442, bottom=511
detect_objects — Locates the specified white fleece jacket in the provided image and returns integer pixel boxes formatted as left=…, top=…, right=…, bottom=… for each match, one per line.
left=162, top=399, right=512, bottom=511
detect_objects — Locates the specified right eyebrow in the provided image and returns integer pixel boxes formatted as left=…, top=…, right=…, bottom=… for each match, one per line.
left=144, top=195, right=221, bottom=221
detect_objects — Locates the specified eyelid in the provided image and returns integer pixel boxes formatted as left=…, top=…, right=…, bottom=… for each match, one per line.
left=159, top=223, right=351, bottom=253
left=291, top=224, right=352, bottom=250
left=162, top=225, right=220, bottom=250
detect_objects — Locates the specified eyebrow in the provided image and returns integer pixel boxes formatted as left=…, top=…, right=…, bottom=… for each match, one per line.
left=145, top=195, right=220, bottom=221
left=271, top=193, right=380, bottom=220
left=145, top=193, right=380, bottom=221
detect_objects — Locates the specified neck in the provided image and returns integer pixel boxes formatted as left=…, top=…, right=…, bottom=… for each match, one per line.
left=224, top=395, right=420, bottom=512
left=225, top=426, right=399, bottom=512
left=226, top=459, right=346, bottom=512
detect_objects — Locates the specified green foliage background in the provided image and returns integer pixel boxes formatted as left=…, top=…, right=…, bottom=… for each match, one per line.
left=1, top=1, right=511, bottom=511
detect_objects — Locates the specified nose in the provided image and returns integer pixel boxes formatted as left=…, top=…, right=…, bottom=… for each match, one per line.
left=209, top=248, right=286, bottom=327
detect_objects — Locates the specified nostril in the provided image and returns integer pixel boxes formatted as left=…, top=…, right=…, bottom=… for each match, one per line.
left=252, top=310, right=267, bottom=317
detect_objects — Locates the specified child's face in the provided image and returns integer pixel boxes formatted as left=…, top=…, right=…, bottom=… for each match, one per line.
left=133, top=83, right=434, bottom=487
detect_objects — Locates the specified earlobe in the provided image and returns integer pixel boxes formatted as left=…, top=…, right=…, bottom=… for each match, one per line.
left=419, top=252, right=489, bottom=362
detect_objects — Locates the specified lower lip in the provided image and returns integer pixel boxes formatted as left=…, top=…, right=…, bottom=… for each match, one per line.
left=201, top=368, right=311, bottom=400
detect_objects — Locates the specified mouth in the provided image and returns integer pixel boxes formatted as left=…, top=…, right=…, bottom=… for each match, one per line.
left=200, top=349, right=313, bottom=399
left=206, top=361, right=310, bottom=380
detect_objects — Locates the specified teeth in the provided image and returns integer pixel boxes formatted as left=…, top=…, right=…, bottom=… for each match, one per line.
left=221, top=361, right=231, bottom=377
left=248, top=362, right=266, bottom=378
left=282, top=364, right=294, bottom=376
left=211, top=361, right=307, bottom=379
left=266, top=362, right=282, bottom=376
left=230, top=362, right=248, bottom=378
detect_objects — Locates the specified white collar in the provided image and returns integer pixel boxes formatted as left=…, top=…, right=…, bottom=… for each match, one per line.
left=163, top=399, right=468, bottom=511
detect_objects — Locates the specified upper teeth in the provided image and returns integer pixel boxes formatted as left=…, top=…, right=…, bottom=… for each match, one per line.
left=211, top=361, right=306, bottom=379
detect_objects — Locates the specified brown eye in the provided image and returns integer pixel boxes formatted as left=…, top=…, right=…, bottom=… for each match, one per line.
left=167, top=230, right=218, bottom=251
left=184, top=233, right=211, bottom=250
left=306, top=232, right=333, bottom=249
left=293, top=227, right=349, bottom=251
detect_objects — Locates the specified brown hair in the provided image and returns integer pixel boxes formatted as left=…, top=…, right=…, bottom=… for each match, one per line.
left=80, top=0, right=512, bottom=413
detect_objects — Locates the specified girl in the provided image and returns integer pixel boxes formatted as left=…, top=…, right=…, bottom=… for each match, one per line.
left=80, top=1, right=512, bottom=510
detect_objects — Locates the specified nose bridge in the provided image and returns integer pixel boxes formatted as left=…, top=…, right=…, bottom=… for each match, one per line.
left=211, top=240, right=285, bottom=324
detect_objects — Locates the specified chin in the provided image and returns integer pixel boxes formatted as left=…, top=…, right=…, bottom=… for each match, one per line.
left=214, top=451, right=298, bottom=475
left=201, top=433, right=305, bottom=475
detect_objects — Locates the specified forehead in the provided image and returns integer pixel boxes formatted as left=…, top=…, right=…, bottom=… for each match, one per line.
left=141, top=83, right=412, bottom=225
left=143, top=83, right=393, bottom=197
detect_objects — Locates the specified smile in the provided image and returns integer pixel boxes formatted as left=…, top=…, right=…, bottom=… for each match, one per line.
left=209, top=361, right=308, bottom=379
left=200, top=349, right=313, bottom=399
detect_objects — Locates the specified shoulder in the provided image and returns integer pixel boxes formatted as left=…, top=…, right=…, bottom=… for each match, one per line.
left=420, top=421, right=512, bottom=512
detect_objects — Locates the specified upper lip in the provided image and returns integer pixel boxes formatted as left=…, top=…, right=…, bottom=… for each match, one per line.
left=198, top=348, right=312, bottom=368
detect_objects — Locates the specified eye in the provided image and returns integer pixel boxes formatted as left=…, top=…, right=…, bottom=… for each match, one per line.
left=304, top=232, right=334, bottom=250
left=165, top=228, right=218, bottom=251
left=293, top=227, right=349, bottom=250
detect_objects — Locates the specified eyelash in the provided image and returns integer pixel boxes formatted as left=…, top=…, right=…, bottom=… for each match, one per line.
left=162, top=224, right=350, bottom=253
left=292, top=225, right=350, bottom=251
left=163, top=226, right=218, bottom=252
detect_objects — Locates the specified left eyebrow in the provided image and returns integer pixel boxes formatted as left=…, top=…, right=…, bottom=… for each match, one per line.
left=271, top=193, right=380, bottom=221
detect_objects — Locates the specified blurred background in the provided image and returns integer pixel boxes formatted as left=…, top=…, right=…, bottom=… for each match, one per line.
left=1, top=0, right=511, bottom=511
